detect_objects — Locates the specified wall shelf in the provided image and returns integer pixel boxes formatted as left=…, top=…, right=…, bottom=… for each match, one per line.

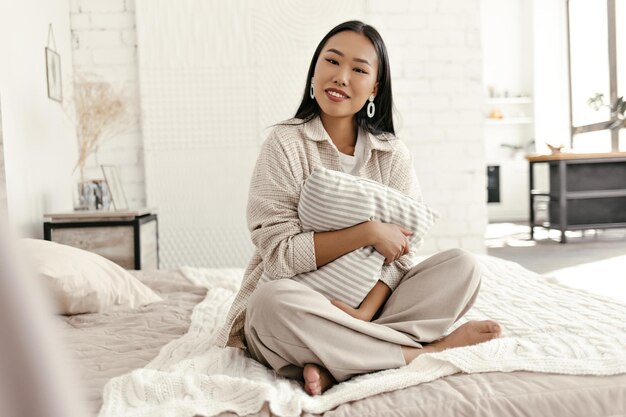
left=485, top=117, right=533, bottom=125
left=486, top=97, right=533, bottom=104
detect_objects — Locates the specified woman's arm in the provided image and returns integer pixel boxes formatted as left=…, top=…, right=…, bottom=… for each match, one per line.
left=314, top=221, right=412, bottom=268
left=313, top=222, right=371, bottom=267
left=331, top=280, right=392, bottom=321
left=248, top=135, right=318, bottom=279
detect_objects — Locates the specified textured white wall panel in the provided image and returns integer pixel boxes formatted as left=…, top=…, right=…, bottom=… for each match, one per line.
left=137, top=0, right=364, bottom=268
left=140, top=68, right=258, bottom=150
left=250, top=0, right=365, bottom=137
left=146, top=149, right=258, bottom=267
left=137, top=1, right=254, bottom=68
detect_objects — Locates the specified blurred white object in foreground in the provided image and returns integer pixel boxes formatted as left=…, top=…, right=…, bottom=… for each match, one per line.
left=0, top=221, right=88, bottom=417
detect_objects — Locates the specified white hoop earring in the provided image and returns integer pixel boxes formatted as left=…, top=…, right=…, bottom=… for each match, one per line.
left=367, top=95, right=375, bottom=118
left=310, top=77, right=315, bottom=99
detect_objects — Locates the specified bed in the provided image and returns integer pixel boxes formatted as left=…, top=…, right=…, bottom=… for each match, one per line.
left=56, top=256, right=626, bottom=417
left=58, top=270, right=207, bottom=415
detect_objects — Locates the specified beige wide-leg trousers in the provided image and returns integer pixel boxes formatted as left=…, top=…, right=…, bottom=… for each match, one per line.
left=244, top=248, right=482, bottom=382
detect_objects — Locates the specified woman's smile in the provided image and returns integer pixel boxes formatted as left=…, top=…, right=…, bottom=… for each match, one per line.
left=325, top=88, right=350, bottom=102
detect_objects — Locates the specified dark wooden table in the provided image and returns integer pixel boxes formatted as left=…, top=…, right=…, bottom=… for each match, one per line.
left=527, top=152, right=626, bottom=243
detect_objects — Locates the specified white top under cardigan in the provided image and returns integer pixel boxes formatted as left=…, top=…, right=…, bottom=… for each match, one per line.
left=333, top=127, right=366, bottom=175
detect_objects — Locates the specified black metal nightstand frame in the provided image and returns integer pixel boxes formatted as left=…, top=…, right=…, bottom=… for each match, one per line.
left=43, top=213, right=159, bottom=270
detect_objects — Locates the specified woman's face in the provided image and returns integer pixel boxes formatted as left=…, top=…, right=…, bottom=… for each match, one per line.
left=312, top=31, right=379, bottom=120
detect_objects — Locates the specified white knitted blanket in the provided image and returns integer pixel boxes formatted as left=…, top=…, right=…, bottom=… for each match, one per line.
left=99, top=256, right=626, bottom=417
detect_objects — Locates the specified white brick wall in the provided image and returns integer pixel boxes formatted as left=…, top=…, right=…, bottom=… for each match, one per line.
left=69, top=0, right=486, bottom=253
left=69, top=0, right=144, bottom=208
left=364, top=0, right=486, bottom=253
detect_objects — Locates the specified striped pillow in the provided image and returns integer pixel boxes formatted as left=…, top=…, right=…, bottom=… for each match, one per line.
left=260, top=166, right=439, bottom=308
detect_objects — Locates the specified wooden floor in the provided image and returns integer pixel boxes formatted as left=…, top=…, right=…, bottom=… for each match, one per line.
left=486, top=222, right=626, bottom=304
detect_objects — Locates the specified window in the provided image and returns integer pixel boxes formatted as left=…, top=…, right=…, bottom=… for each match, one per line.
left=567, top=0, right=625, bottom=151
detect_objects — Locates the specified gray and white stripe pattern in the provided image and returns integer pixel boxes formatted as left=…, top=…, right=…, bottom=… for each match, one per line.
left=261, top=166, right=439, bottom=308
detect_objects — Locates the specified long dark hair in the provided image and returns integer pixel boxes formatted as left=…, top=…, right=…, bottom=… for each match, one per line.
left=292, top=20, right=395, bottom=136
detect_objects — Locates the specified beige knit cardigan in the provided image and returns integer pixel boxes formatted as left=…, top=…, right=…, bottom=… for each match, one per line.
left=216, top=116, right=424, bottom=349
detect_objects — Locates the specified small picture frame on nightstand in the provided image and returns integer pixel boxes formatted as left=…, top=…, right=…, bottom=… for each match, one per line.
left=101, top=165, right=128, bottom=210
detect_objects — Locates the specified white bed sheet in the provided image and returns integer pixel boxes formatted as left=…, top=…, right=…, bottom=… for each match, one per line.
left=96, top=255, right=626, bottom=417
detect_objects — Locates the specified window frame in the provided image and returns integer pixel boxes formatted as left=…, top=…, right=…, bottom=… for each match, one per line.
left=566, top=0, right=622, bottom=151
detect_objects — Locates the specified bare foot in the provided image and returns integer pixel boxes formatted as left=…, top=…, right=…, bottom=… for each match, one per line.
left=402, top=320, right=501, bottom=364
left=303, top=363, right=337, bottom=396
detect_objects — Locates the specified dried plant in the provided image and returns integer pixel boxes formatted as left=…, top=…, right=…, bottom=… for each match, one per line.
left=64, top=75, right=131, bottom=181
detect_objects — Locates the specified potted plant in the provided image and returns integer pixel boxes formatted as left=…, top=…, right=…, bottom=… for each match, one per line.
left=587, top=93, right=626, bottom=129
left=64, top=75, right=131, bottom=210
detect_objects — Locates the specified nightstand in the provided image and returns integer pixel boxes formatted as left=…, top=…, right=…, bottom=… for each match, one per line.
left=43, top=208, right=159, bottom=270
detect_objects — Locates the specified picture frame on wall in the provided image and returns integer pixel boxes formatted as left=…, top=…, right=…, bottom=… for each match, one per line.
left=45, top=47, right=62, bottom=102
left=101, top=165, right=129, bottom=211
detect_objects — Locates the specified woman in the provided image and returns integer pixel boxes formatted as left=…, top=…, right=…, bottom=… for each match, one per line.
left=217, top=20, right=500, bottom=396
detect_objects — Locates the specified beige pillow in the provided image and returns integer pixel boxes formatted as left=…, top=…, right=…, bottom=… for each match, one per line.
left=21, top=238, right=162, bottom=314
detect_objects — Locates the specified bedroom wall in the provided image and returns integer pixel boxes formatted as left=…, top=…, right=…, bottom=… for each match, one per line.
left=481, top=0, right=534, bottom=222
left=70, top=0, right=486, bottom=268
left=532, top=0, right=570, bottom=153
left=68, top=0, right=144, bottom=208
left=0, top=97, right=6, bottom=219
left=0, top=0, right=76, bottom=237
left=367, top=1, right=486, bottom=252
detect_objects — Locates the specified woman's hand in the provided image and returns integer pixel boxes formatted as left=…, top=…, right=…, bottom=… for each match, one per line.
left=368, top=221, right=412, bottom=264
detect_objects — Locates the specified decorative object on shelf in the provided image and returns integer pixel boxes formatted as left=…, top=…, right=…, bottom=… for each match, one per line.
left=546, top=142, right=565, bottom=154
left=74, top=179, right=111, bottom=211
left=485, top=92, right=533, bottom=123
left=45, top=24, right=62, bottom=102
left=64, top=74, right=131, bottom=182
left=488, top=108, right=504, bottom=119
left=486, top=85, right=531, bottom=100
left=101, top=165, right=128, bottom=210
left=587, top=93, right=625, bottom=129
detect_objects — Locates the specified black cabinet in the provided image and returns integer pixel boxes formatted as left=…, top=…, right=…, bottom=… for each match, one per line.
left=527, top=153, right=626, bottom=243
left=487, top=165, right=501, bottom=203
